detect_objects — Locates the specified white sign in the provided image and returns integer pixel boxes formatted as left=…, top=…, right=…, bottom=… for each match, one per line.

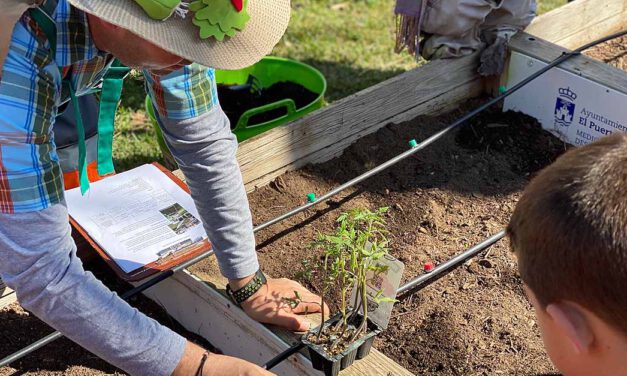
left=503, top=51, right=627, bottom=146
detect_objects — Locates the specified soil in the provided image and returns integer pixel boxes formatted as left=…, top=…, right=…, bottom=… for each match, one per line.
left=217, top=81, right=319, bottom=127
left=305, top=314, right=378, bottom=357
left=189, top=99, right=569, bottom=375
left=584, top=35, right=627, bottom=71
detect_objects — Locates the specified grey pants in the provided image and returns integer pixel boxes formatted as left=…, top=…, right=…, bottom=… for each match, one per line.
left=421, top=0, right=537, bottom=59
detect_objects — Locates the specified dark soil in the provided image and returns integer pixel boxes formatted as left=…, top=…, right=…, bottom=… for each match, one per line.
left=189, top=98, right=569, bottom=375
left=217, top=81, right=319, bottom=127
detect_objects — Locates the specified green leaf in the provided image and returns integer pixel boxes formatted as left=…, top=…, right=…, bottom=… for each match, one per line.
left=194, top=4, right=214, bottom=20
left=203, top=0, right=250, bottom=31
left=191, top=0, right=250, bottom=40
left=193, top=18, right=226, bottom=40
left=188, top=0, right=204, bottom=12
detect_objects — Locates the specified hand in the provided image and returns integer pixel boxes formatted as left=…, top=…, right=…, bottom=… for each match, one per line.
left=201, top=353, right=274, bottom=376
left=229, top=277, right=330, bottom=332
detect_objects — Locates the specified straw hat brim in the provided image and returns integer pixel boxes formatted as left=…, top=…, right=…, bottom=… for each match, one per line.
left=67, top=0, right=290, bottom=70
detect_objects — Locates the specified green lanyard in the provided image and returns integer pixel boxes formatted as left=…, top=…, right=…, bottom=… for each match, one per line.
left=29, top=6, right=127, bottom=194
left=97, top=61, right=127, bottom=177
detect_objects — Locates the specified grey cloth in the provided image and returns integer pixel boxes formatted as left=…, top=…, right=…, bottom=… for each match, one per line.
left=419, top=0, right=536, bottom=75
left=0, top=203, right=187, bottom=376
left=0, top=100, right=259, bottom=375
left=156, top=105, right=259, bottom=280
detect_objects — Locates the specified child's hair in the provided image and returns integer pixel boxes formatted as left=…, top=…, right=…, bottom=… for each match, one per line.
left=508, top=133, right=627, bottom=336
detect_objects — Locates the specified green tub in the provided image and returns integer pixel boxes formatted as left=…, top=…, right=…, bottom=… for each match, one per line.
left=146, top=56, right=327, bottom=146
left=216, top=56, right=327, bottom=142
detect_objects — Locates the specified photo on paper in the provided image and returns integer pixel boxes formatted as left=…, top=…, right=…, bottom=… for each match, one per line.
left=160, top=203, right=201, bottom=235
left=157, top=238, right=194, bottom=259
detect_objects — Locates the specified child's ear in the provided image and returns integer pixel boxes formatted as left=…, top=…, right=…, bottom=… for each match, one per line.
left=546, top=302, right=594, bottom=354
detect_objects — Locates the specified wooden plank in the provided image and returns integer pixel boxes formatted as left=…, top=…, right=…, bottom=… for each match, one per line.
left=526, top=0, right=627, bottom=49
left=236, top=52, right=483, bottom=192
left=509, top=32, right=627, bottom=94
left=0, top=278, right=16, bottom=309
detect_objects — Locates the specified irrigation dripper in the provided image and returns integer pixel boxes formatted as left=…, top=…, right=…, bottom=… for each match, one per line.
left=307, top=193, right=317, bottom=203
left=2, top=30, right=625, bottom=370
left=423, top=261, right=435, bottom=273
left=409, top=139, right=418, bottom=148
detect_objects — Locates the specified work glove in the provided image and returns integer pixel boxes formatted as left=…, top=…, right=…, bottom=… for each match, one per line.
left=478, top=0, right=537, bottom=76
left=478, top=29, right=513, bottom=76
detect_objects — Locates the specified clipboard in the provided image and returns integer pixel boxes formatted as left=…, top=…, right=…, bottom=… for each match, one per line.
left=69, top=162, right=212, bottom=282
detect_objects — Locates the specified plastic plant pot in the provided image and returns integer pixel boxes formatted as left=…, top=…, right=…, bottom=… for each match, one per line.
left=301, top=314, right=383, bottom=376
left=215, top=56, right=327, bottom=142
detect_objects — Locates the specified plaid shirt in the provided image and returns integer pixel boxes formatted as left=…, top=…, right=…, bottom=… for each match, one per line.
left=0, top=0, right=219, bottom=214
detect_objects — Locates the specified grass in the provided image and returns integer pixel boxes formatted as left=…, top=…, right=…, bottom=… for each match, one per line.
left=112, top=0, right=567, bottom=171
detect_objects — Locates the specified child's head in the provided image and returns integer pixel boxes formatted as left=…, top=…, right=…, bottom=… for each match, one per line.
left=508, top=133, right=627, bottom=375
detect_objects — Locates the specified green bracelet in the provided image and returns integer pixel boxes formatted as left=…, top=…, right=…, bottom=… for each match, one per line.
left=226, top=270, right=267, bottom=306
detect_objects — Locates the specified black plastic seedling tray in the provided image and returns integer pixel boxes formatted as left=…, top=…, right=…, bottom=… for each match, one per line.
left=302, top=315, right=383, bottom=376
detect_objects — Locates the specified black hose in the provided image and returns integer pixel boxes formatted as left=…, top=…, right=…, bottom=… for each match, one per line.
left=397, top=230, right=506, bottom=296
left=262, top=342, right=306, bottom=370
left=2, top=29, right=625, bottom=369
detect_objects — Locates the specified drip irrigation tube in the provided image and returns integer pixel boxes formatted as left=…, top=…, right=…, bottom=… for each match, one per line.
left=254, top=29, right=627, bottom=233
left=397, top=230, right=506, bottom=295
left=2, top=30, right=625, bottom=370
left=263, top=343, right=306, bottom=370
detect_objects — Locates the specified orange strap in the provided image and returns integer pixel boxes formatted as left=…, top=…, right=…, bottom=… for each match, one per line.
left=63, top=160, right=104, bottom=190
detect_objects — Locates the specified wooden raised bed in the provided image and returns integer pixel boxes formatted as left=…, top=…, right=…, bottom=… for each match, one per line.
left=235, top=0, right=626, bottom=193
left=138, top=1, right=626, bottom=375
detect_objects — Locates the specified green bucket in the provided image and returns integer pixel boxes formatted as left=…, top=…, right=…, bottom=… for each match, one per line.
left=146, top=56, right=326, bottom=147
left=216, top=56, right=327, bottom=142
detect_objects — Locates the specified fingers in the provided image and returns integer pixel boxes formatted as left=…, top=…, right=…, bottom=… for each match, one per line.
left=267, top=309, right=311, bottom=332
left=289, top=287, right=331, bottom=316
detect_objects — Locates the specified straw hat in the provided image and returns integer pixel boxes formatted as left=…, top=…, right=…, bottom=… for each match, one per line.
left=67, top=0, right=291, bottom=70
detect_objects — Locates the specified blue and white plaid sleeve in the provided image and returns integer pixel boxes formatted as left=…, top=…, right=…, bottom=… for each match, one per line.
left=0, top=12, right=64, bottom=214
